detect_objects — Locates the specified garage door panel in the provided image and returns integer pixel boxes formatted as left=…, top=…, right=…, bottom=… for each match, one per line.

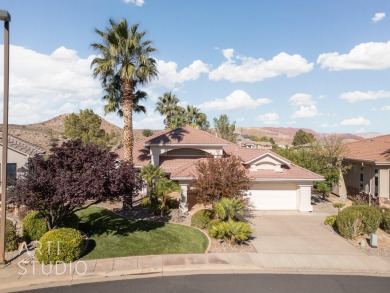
left=249, top=185, right=297, bottom=210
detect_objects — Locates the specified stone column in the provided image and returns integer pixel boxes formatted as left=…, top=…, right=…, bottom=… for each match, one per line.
left=179, top=184, right=189, bottom=213
left=298, top=185, right=313, bottom=212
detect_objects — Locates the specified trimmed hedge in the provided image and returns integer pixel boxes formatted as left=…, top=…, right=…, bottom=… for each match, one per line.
left=36, top=228, right=83, bottom=264
left=381, top=209, right=390, bottom=233
left=336, top=205, right=382, bottom=239
left=23, top=211, right=47, bottom=241
left=324, top=215, right=337, bottom=227
left=191, top=209, right=214, bottom=229
left=3, top=219, right=18, bottom=252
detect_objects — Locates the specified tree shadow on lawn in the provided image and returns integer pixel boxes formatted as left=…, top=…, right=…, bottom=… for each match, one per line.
left=79, top=208, right=166, bottom=237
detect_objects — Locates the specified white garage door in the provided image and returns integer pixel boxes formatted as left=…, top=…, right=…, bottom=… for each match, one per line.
left=249, top=183, right=297, bottom=210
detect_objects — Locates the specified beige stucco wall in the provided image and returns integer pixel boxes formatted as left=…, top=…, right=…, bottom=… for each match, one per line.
left=0, top=147, right=29, bottom=171
left=336, top=161, right=390, bottom=200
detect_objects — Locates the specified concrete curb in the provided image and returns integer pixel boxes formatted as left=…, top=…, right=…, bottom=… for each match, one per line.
left=1, top=252, right=390, bottom=293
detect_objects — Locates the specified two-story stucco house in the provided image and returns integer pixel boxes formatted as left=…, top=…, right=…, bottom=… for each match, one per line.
left=118, top=126, right=323, bottom=212
left=334, top=135, right=390, bottom=207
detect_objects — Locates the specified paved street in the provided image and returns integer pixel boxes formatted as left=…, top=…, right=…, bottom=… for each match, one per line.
left=20, top=274, right=390, bottom=293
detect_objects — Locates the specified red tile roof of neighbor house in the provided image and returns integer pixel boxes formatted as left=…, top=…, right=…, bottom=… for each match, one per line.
left=115, top=125, right=323, bottom=180
left=343, top=134, right=390, bottom=163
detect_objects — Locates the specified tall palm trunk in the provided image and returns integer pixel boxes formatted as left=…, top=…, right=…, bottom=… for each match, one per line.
left=122, top=79, right=134, bottom=211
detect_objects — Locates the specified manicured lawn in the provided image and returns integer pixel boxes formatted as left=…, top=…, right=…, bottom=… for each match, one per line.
left=76, top=206, right=208, bottom=260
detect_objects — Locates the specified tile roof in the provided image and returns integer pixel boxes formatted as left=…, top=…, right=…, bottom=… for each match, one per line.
left=343, top=134, right=390, bottom=163
left=115, top=126, right=323, bottom=181
left=0, top=132, right=45, bottom=156
left=146, top=126, right=229, bottom=145
left=247, top=164, right=324, bottom=180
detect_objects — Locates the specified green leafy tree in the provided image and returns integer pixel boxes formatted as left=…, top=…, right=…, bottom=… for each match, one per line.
left=142, top=129, right=154, bottom=137
left=292, top=129, right=316, bottom=146
left=213, top=114, right=236, bottom=143
left=154, top=177, right=181, bottom=216
left=167, top=106, right=186, bottom=129
left=64, top=109, right=113, bottom=149
left=140, top=163, right=165, bottom=199
left=91, top=19, right=158, bottom=172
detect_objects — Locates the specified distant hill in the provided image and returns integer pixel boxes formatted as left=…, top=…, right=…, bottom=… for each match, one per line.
left=235, top=127, right=371, bottom=145
left=0, top=115, right=383, bottom=152
left=1, top=114, right=150, bottom=153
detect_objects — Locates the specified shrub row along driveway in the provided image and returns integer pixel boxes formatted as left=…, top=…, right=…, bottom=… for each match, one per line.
left=249, top=211, right=365, bottom=256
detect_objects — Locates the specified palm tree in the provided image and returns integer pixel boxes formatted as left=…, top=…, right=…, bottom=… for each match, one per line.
left=102, top=74, right=148, bottom=116
left=155, top=92, right=180, bottom=128
left=154, top=177, right=181, bottom=216
left=91, top=19, right=158, bottom=167
left=140, top=163, right=165, bottom=199
left=167, top=106, right=186, bottom=129
left=184, top=105, right=210, bottom=130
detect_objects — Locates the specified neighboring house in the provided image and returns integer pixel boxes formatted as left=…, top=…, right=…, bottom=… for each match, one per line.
left=0, top=132, right=45, bottom=182
left=235, top=134, right=272, bottom=150
left=118, top=126, right=323, bottom=212
left=333, top=135, right=390, bottom=207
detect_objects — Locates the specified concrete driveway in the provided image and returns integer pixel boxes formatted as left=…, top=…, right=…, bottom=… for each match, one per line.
left=248, top=211, right=365, bottom=256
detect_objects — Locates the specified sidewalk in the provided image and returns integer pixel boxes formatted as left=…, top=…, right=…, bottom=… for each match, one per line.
left=1, top=252, right=390, bottom=292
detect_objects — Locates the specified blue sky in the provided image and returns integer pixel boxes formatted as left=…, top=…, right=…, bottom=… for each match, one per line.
left=0, top=0, right=389, bottom=134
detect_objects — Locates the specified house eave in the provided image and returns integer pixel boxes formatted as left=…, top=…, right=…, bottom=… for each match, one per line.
left=342, top=158, right=390, bottom=166
left=250, top=178, right=324, bottom=182
left=144, top=143, right=228, bottom=147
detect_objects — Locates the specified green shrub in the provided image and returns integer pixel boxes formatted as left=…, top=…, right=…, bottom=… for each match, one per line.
left=166, top=197, right=179, bottom=209
left=381, top=209, right=390, bottom=233
left=36, top=228, right=83, bottom=264
left=325, top=215, right=337, bottom=227
left=214, top=198, right=246, bottom=221
left=207, top=219, right=223, bottom=234
left=191, top=209, right=214, bottom=229
left=3, top=219, right=18, bottom=252
left=23, top=211, right=47, bottom=241
left=336, top=205, right=382, bottom=239
left=209, top=220, right=253, bottom=244
left=58, top=213, right=80, bottom=230
left=140, top=197, right=151, bottom=208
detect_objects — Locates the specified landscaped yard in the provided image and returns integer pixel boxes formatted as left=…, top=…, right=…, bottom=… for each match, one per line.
left=76, top=207, right=208, bottom=260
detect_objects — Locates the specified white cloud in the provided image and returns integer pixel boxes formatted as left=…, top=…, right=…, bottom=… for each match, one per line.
left=198, top=90, right=271, bottom=111
left=320, top=123, right=338, bottom=128
left=209, top=49, right=313, bottom=82
left=291, top=105, right=319, bottom=119
left=340, top=116, right=370, bottom=126
left=123, top=0, right=145, bottom=6
left=355, top=128, right=366, bottom=133
left=380, top=105, right=390, bottom=111
left=289, top=93, right=316, bottom=106
left=0, top=45, right=103, bottom=124
left=236, top=117, right=245, bottom=122
left=133, top=107, right=164, bottom=129
left=255, top=112, right=280, bottom=125
left=289, top=93, right=319, bottom=119
left=372, top=12, right=386, bottom=23
left=340, top=90, right=390, bottom=103
left=317, top=41, right=390, bottom=70
left=151, top=59, right=209, bottom=88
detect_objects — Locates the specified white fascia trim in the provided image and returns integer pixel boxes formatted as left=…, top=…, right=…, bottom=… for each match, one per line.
left=170, top=177, right=194, bottom=180
left=343, top=158, right=390, bottom=166
left=144, top=143, right=228, bottom=147
left=245, top=152, right=291, bottom=166
left=250, top=178, right=325, bottom=182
